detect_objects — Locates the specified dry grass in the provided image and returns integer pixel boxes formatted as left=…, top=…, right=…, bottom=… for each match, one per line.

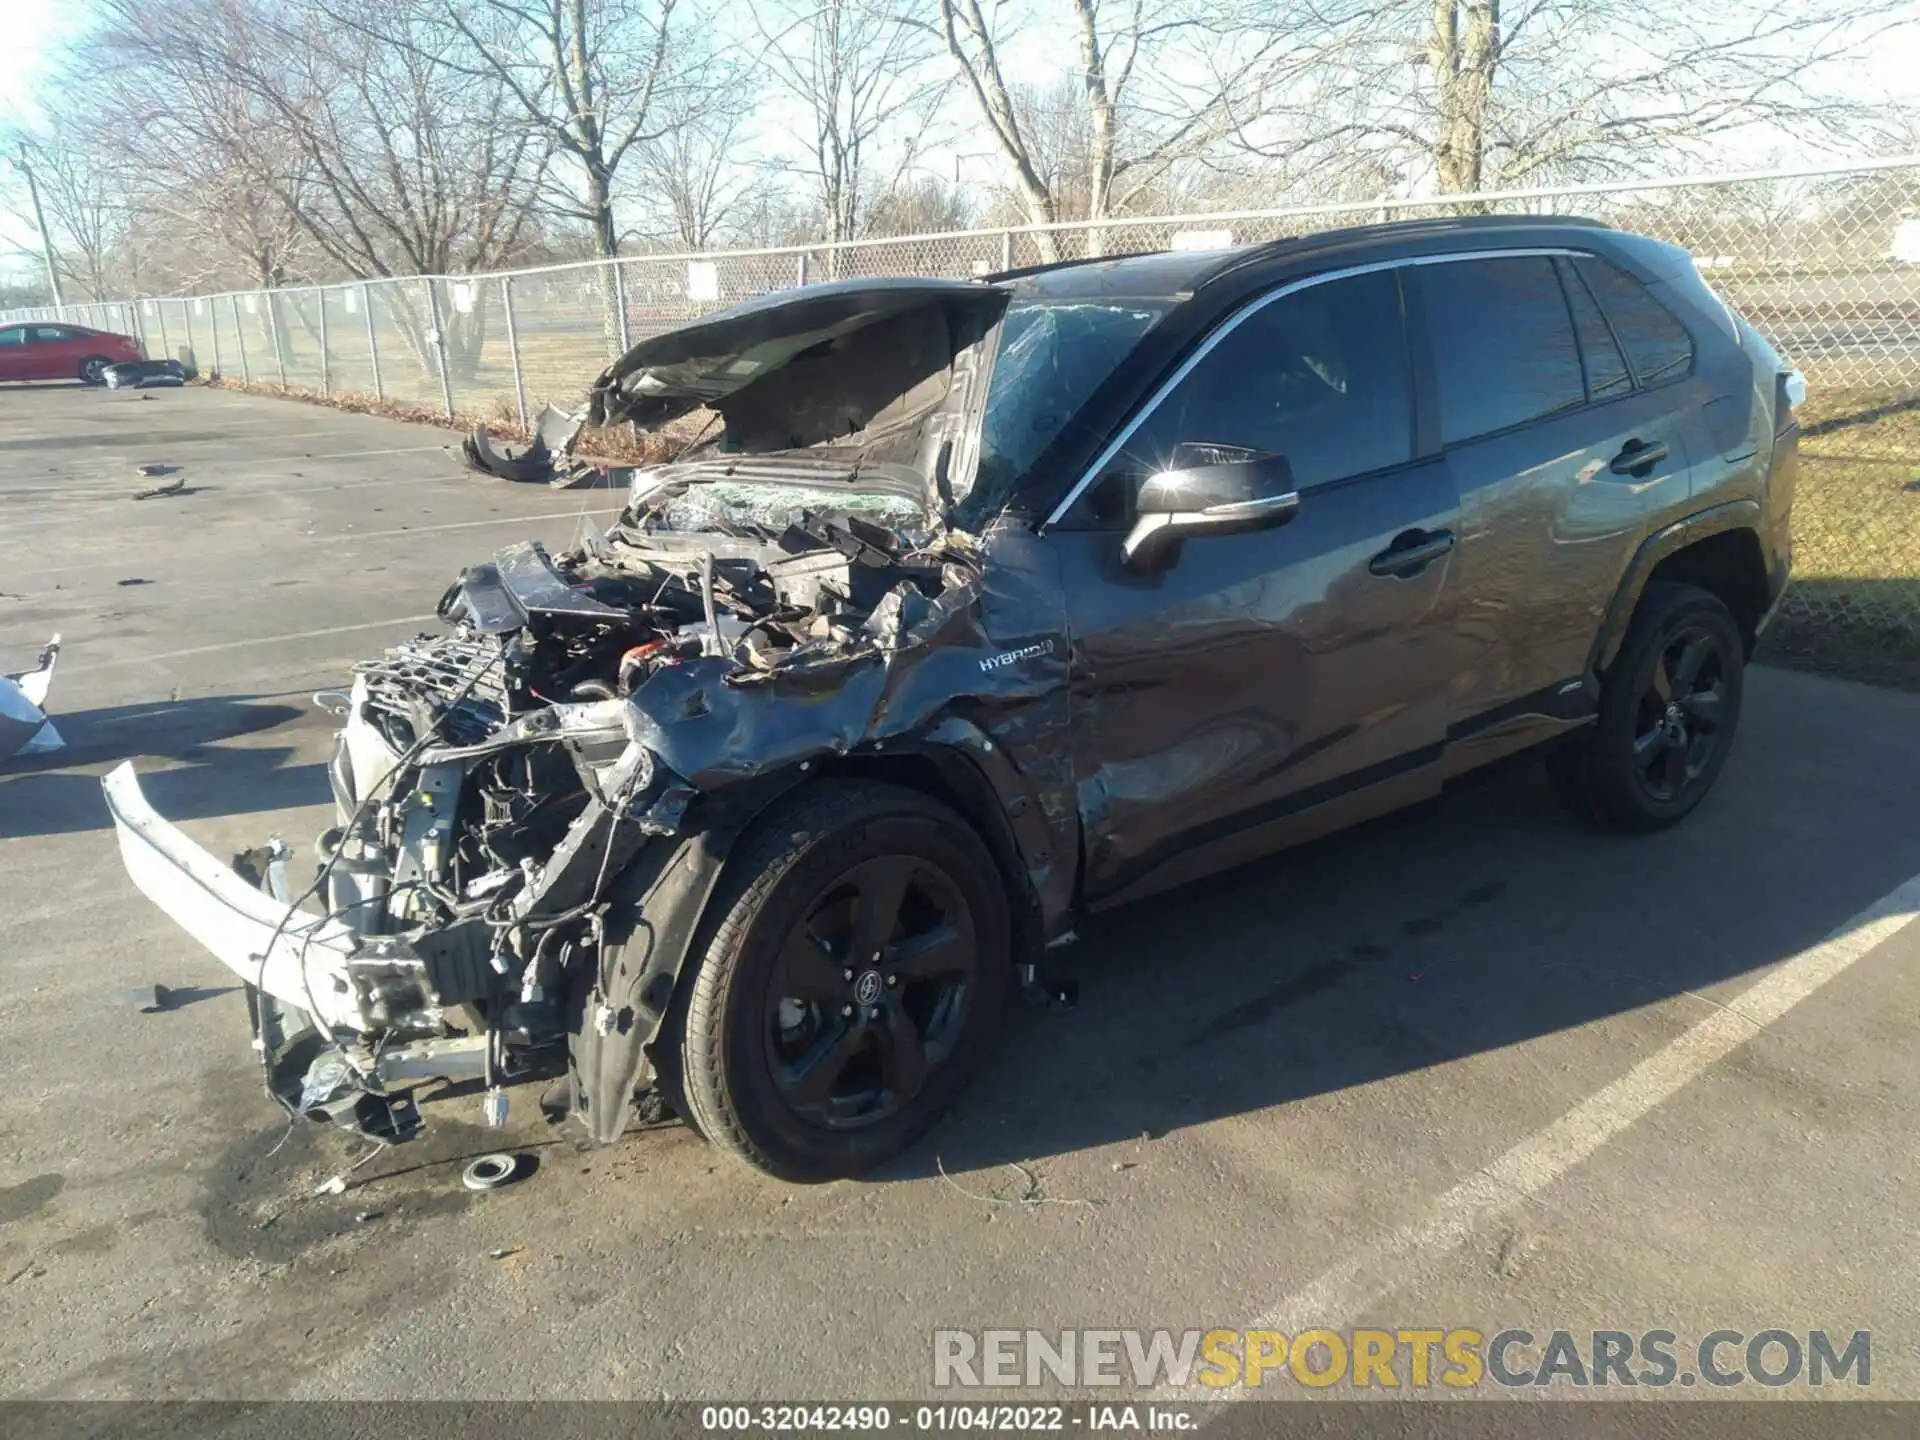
left=1762, top=385, right=1920, bottom=689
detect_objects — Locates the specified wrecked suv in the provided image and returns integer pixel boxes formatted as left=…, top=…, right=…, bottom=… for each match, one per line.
left=105, top=218, right=1800, bottom=1180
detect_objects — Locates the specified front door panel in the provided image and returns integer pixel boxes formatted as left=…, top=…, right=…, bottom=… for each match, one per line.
left=1053, top=457, right=1461, bottom=903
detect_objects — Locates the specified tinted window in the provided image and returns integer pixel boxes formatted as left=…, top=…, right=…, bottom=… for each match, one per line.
left=0, top=328, right=23, bottom=347
left=1575, top=256, right=1693, bottom=388
left=1112, top=270, right=1414, bottom=493
left=1556, top=259, right=1631, bottom=400
left=31, top=326, right=72, bottom=342
left=1426, top=256, right=1585, bottom=445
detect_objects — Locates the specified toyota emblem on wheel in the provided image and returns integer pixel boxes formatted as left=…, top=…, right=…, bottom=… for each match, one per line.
left=853, top=969, right=884, bottom=1006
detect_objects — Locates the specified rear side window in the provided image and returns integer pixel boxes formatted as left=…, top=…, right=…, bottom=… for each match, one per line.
left=31, top=326, right=72, bottom=342
left=1112, top=269, right=1415, bottom=493
left=1574, top=256, right=1694, bottom=387
left=1555, top=259, right=1631, bottom=401
left=1425, top=256, right=1586, bottom=445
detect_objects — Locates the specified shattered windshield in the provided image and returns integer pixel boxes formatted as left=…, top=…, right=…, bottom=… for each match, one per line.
left=645, top=482, right=928, bottom=537
left=961, top=297, right=1171, bottom=523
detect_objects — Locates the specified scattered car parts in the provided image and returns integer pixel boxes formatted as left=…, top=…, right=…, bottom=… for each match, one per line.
left=461, top=427, right=554, bottom=484
left=104, top=359, right=188, bottom=390
left=462, top=404, right=605, bottom=488
left=1, top=635, right=62, bottom=761
left=461, top=1154, right=522, bottom=1191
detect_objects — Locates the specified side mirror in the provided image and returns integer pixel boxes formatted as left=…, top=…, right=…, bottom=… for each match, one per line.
left=1121, top=453, right=1300, bottom=571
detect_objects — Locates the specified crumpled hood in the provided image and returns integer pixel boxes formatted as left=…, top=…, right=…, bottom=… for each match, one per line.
left=587, top=281, right=1008, bottom=524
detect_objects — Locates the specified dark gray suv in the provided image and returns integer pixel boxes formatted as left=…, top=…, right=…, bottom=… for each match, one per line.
left=106, top=217, right=1800, bottom=1180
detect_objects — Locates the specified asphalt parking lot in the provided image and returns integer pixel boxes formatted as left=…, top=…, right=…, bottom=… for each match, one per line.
left=3, top=381, right=1919, bottom=1405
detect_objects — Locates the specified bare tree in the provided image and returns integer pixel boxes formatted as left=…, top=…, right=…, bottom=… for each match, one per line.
left=1247, top=0, right=1920, bottom=195
left=757, top=0, right=948, bottom=244
left=405, top=0, right=706, bottom=260
left=95, top=0, right=550, bottom=280
left=85, top=13, right=314, bottom=292
left=629, top=80, right=758, bottom=250
left=866, top=173, right=976, bottom=236
left=930, top=0, right=1287, bottom=257
left=1, top=129, right=119, bottom=302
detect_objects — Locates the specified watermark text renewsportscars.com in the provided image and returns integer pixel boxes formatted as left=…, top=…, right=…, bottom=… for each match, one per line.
left=932, top=1328, right=1871, bottom=1390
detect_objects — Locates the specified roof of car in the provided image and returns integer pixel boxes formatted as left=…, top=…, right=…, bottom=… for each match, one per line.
left=998, top=214, right=1615, bottom=300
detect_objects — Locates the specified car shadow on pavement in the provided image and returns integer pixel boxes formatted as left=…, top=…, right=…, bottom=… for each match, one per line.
left=891, top=668, right=1920, bottom=1178
left=0, top=693, right=321, bottom=839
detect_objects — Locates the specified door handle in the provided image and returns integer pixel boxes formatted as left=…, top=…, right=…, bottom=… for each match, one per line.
left=1609, top=439, right=1669, bottom=476
left=1368, top=528, right=1455, bottom=578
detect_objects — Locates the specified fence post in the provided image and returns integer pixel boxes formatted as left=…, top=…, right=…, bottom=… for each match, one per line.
left=796, top=252, right=809, bottom=286
left=208, top=298, right=221, bottom=379
left=181, top=301, right=196, bottom=376
left=612, top=262, right=633, bottom=353
left=231, top=295, right=250, bottom=383
left=1000, top=231, right=1013, bottom=271
left=318, top=293, right=331, bottom=396
left=424, top=278, right=456, bottom=418
left=157, top=302, right=172, bottom=366
left=502, top=275, right=528, bottom=432
left=269, top=293, right=289, bottom=387
left=364, top=284, right=383, bottom=400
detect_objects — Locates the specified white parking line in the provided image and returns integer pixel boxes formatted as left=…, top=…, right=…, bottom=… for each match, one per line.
left=0, top=508, right=624, bottom=571
left=329, top=508, right=623, bottom=543
left=229, top=443, right=455, bottom=464
left=64, top=616, right=440, bottom=674
left=1215, top=871, right=1920, bottom=1392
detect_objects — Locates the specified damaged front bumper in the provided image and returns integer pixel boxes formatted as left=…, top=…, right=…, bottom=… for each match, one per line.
left=103, top=762, right=364, bottom=1031
left=102, top=762, right=489, bottom=1141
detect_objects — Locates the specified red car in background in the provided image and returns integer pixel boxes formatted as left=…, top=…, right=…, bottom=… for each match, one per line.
left=0, top=322, right=144, bottom=384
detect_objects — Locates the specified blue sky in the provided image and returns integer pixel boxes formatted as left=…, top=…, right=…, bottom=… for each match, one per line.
left=0, top=0, right=84, bottom=126
left=0, top=0, right=92, bottom=269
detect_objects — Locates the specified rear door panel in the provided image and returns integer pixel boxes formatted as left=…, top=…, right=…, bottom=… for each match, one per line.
left=1410, top=255, right=1695, bottom=734
left=1442, top=389, right=1692, bottom=722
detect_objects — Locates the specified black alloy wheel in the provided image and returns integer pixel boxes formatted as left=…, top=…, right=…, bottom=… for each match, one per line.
left=675, top=780, right=1011, bottom=1180
left=1629, top=622, right=1731, bottom=805
left=765, top=855, right=979, bottom=1129
left=1548, top=582, right=1746, bottom=833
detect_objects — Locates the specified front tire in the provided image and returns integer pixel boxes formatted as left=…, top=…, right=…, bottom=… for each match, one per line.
left=676, top=781, right=1011, bottom=1181
left=1551, top=582, right=1745, bottom=832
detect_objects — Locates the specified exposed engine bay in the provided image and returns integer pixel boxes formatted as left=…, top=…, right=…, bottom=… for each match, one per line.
left=100, top=274, right=1082, bottom=1154
left=271, top=486, right=984, bottom=1143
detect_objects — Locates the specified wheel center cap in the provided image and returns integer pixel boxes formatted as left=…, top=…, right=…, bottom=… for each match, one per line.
left=852, top=969, right=884, bottom=1006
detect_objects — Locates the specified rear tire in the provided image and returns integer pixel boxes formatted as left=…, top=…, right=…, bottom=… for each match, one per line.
left=1551, top=583, right=1745, bottom=833
left=675, top=781, right=1011, bottom=1181
left=78, top=356, right=110, bottom=386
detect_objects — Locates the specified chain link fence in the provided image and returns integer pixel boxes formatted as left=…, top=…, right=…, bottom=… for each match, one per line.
left=9, top=158, right=1919, bottom=681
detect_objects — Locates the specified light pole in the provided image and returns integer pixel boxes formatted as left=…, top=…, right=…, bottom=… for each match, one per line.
left=10, top=145, right=65, bottom=309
